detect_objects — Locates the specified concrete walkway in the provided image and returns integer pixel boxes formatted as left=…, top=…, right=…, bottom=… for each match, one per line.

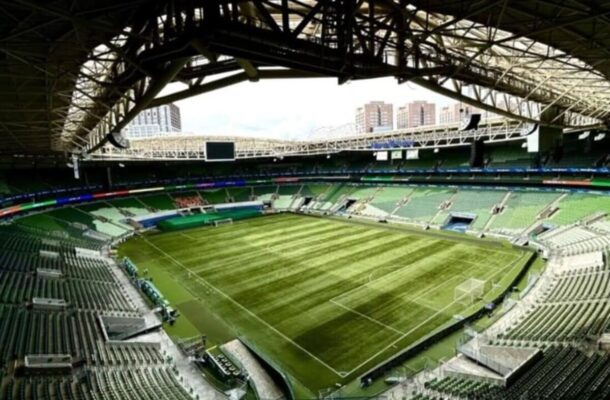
left=222, top=339, right=285, bottom=400
left=104, top=251, right=226, bottom=400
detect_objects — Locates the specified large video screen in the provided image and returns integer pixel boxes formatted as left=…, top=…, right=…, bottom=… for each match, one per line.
left=205, top=141, right=235, bottom=161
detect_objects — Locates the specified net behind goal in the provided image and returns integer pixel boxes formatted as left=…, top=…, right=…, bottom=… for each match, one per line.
left=454, top=278, right=488, bottom=305
left=213, top=218, right=233, bottom=227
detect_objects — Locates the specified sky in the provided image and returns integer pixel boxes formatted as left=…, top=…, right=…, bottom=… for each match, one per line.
left=165, top=76, right=453, bottom=140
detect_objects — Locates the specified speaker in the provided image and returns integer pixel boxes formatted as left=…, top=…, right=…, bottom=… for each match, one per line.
left=460, top=113, right=482, bottom=131
left=106, top=131, right=130, bottom=149
left=470, top=139, right=485, bottom=168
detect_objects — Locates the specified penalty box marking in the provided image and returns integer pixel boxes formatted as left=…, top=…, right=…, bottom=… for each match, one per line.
left=136, top=233, right=347, bottom=377
left=331, top=248, right=525, bottom=326
left=329, top=251, right=492, bottom=305
left=329, top=298, right=406, bottom=336
left=342, top=290, right=467, bottom=376
left=331, top=252, right=529, bottom=376
left=139, top=232, right=527, bottom=379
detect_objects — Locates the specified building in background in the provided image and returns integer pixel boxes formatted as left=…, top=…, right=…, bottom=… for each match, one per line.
left=439, top=102, right=482, bottom=124
left=355, top=101, right=394, bottom=133
left=123, top=103, right=182, bottom=138
left=396, top=101, right=436, bottom=129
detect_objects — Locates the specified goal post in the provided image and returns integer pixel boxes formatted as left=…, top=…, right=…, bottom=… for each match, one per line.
left=212, top=218, right=233, bottom=227
left=454, top=278, right=488, bottom=305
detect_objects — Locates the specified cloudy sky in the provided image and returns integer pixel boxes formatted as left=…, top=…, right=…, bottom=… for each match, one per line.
left=165, top=76, right=453, bottom=140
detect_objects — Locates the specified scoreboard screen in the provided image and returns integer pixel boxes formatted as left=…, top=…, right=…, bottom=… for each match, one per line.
left=205, top=142, right=235, bottom=162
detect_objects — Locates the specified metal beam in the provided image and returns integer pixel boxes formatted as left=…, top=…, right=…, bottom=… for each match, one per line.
left=86, top=57, right=189, bottom=154
left=147, top=68, right=324, bottom=108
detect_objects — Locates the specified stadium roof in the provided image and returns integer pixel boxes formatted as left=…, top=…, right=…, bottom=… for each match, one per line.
left=413, top=1, right=610, bottom=81
left=0, top=0, right=609, bottom=156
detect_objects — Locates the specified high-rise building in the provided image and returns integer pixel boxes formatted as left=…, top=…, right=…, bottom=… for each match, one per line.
left=355, top=101, right=394, bottom=133
left=396, top=101, right=436, bottom=129
left=123, top=103, right=182, bottom=138
left=439, top=103, right=481, bottom=124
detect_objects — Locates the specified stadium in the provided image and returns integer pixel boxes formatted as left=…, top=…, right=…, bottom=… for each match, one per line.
left=2, top=1, right=610, bottom=400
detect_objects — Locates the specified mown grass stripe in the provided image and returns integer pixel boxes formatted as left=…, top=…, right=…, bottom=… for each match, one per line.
left=186, top=223, right=367, bottom=272
left=120, top=213, right=529, bottom=392
left=209, top=228, right=391, bottom=296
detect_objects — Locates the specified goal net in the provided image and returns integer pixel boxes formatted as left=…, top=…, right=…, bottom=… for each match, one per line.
left=454, top=278, right=487, bottom=305
left=213, top=218, right=233, bottom=227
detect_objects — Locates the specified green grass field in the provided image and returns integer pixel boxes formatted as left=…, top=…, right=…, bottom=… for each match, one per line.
left=119, top=213, right=530, bottom=396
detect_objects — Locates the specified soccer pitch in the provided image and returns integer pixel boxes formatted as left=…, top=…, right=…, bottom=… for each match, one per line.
left=120, top=213, right=531, bottom=394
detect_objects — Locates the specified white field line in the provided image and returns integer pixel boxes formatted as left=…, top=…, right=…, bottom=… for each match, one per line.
left=417, top=252, right=526, bottom=307
left=339, top=251, right=529, bottom=375
left=329, top=299, right=406, bottom=336
left=189, top=226, right=376, bottom=275
left=144, top=226, right=528, bottom=379
left=343, top=291, right=463, bottom=375
left=179, top=232, right=198, bottom=241
left=329, top=247, right=516, bottom=304
left=137, top=233, right=345, bottom=377
left=327, top=243, right=437, bottom=303
left=407, top=275, right=469, bottom=312
left=485, top=251, right=529, bottom=284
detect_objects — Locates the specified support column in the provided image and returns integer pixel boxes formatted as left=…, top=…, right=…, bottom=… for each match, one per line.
left=538, top=107, right=563, bottom=155
left=531, top=107, right=563, bottom=167
left=105, top=167, right=113, bottom=191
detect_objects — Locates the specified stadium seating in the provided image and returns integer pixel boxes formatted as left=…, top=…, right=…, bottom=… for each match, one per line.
left=368, top=186, right=410, bottom=214
left=539, top=226, right=599, bottom=249
left=348, top=186, right=381, bottom=200
left=423, top=347, right=610, bottom=400
left=489, top=191, right=559, bottom=233
left=277, top=185, right=301, bottom=196
left=227, top=187, right=252, bottom=202
left=538, top=224, right=610, bottom=256
left=46, top=207, right=99, bottom=230
left=73, top=203, right=132, bottom=238
left=88, top=205, right=135, bottom=230
left=488, top=144, right=532, bottom=167
left=299, top=184, right=331, bottom=198
left=253, top=185, right=278, bottom=201
left=500, top=264, right=610, bottom=343
left=433, top=189, right=506, bottom=229
left=138, top=194, right=176, bottom=210
left=6, top=177, right=610, bottom=399
left=273, top=195, right=294, bottom=210
left=549, top=194, right=610, bottom=225
left=0, top=214, right=197, bottom=399
left=174, top=194, right=205, bottom=208
left=110, top=197, right=150, bottom=217
left=393, top=188, right=455, bottom=223
left=198, top=189, right=227, bottom=204
left=320, top=184, right=354, bottom=203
